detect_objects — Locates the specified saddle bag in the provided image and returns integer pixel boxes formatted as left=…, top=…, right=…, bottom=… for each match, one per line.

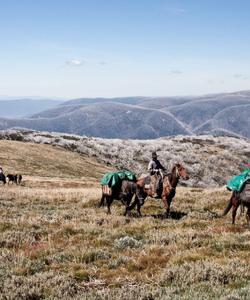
left=102, top=185, right=112, bottom=196
left=240, top=182, right=250, bottom=203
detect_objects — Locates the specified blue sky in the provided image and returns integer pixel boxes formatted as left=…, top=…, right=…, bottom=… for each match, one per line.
left=0, top=0, right=250, bottom=98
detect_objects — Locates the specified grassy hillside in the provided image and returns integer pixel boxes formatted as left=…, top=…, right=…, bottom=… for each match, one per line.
left=1, top=140, right=250, bottom=299
left=1, top=129, right=249, bottom=187
left=0, top=140, right=111, bottom=180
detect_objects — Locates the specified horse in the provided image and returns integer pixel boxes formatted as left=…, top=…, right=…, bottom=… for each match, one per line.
left=100, top=180, right=142, bottom=216
left=128, top=163, right=189, bottom=218
left=6, top=174, right=22, bottom=185
left=221, top=180, right=250, bottom=226
left=0, top=173, right=6, bottom=185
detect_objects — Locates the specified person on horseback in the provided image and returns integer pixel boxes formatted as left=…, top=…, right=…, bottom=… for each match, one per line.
left=148, top=152, right=166, bottom=198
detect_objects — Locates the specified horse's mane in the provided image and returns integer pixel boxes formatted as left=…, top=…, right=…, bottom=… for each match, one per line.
left=171, top=165, right=176, bottom=173
left=171, top=163, right=182, bottom=173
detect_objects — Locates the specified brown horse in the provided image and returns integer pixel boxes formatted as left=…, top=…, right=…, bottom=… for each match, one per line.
left=222, top=181, right=250, bottom=226
left=129, top=163, right=189, bottom=217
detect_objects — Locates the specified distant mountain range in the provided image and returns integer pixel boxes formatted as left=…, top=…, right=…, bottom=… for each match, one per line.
left=0, top=91, right=250, bottom=139
left=0, top=98, right=64, bottom=118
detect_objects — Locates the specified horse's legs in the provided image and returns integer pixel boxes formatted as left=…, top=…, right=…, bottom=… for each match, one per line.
left=99, top=194, right=105, bottom=207
left=124, top=205, right=130, bottom=217
left=106, top=196, right=114, bottom=214
left=232, top=201, right=240, bottom=225
left=246, top=207, right=250, bottom=228
left=221, top=193, right=234, bottom=217
left=99, top=194, right=112, bottom=214
left=161, top=196, right=170, bottom=218
left=125, top=196, right=143, bottom=217
left=136, top=202, right=142, bottom=217
left=123, top=197, right=129, bottom=216
left=125, top=195, right=143, bottom=216
left=123, top=195, right=134, bottom=216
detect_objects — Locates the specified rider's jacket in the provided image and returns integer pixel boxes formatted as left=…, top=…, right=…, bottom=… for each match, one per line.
left=148, top=159, right=165, bottom=175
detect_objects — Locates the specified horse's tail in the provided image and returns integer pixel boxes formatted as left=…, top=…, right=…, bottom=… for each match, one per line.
left=99, top=194, right=106, bottom=207
left=221, top=193, right=234, bottom=217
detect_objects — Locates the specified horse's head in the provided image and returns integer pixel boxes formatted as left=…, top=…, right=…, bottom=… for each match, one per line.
left=174, top=163, right=189, bottom=180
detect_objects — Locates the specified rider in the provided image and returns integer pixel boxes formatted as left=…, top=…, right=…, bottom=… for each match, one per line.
left=0, top=166, right=3, bottom=174
left=148, top=152, right=166, bottom=198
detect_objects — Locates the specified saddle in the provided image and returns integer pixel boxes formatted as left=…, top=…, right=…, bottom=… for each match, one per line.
left=143, top=176, right=152, bottom=189
left=139, top=173, right=170, bottom=198
left=240, top=181, right=250, bottom=203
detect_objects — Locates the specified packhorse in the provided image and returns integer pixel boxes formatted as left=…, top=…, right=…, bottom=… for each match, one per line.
left=100, top=180, right=142, bottom=216
left=127, top=163, right=189, bottom=217
left=222, top=180, right=250, bottom=226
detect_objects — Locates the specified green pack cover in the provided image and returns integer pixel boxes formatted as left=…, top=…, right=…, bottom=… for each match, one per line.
left=226, top=169, right=250, bottom=192
left=101, top=170, right=136, bottom=187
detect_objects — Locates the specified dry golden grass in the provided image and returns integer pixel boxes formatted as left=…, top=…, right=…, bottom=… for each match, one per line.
left=1, top=180, right=250, bottom=299
left=1, top=141, right=250, bottom=299
left=0, top=140, right=111, bottom=178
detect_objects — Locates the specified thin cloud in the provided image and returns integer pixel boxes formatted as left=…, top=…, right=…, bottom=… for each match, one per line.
left=170, top=70, right=183, bottom=75
left=234, top=74, right=248, bottom=80
left=65, top=59, right=85, bottom=67
left=207, top=80, right=215, bottom=85
left=98, top=61, right=108, bottom=66
left=166, top=7, right=186, bottom=15
left=163, top=4, right=186, bottom=16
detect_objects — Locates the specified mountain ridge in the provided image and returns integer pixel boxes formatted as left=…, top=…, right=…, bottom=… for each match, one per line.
left=0, top=99, right=64, bottom=118
left=0, top=91, right=250, bottom=139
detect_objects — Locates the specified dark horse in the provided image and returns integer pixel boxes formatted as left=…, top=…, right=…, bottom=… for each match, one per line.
left=6, top=174, right=22, bottom=185
left=0, top=173, right=6, bottom=185
left=222, top=180, right=250, bottom=226
left=100, top=180, right=141, bottom=215
left=128, top=163, right=189, bottom=217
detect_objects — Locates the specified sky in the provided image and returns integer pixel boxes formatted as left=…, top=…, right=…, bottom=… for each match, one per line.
left=0, top=0, right=250, bottom=99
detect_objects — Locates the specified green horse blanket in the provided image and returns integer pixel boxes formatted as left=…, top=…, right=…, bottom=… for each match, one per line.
left=101, top=170, right=136, bottom=187
left=226, top=169, right=250, bottom=192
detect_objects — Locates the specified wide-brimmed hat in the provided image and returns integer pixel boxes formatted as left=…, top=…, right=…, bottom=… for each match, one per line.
left=152, top=152, right=157, bottom=158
